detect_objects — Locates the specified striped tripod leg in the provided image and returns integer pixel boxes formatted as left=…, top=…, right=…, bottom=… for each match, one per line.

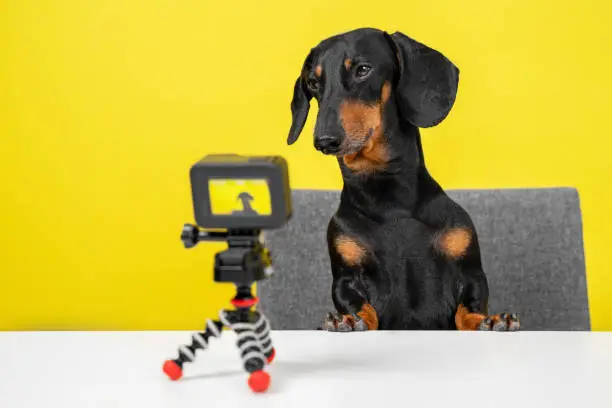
left=219, top=310, right=270, bottom=392
left=162, top=318, right=224, bottom=381
left=254, top=312, right=275, bottom=364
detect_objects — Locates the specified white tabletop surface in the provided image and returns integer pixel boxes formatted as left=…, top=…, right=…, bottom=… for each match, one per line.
left=1, top=330, right=611, bottom=408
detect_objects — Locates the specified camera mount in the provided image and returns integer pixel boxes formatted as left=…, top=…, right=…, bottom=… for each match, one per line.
left=163, top=224, right=276, bottom=392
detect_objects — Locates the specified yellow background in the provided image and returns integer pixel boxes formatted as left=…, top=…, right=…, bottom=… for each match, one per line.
left=1, top=0, right=611, bottom=330
left=209, top=179, right=271, bottom=215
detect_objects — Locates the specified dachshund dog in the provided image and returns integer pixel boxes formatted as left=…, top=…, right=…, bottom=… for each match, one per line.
left=286, top=28, right=520, bottom=331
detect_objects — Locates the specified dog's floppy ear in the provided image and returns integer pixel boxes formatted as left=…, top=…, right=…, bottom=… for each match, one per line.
left=287, top=50, right=315, bottom=145
left=384, top=31, right=459, bottom=128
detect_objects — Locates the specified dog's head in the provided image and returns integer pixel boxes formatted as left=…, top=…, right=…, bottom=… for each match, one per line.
left=287, top=28, right=459, bottom=173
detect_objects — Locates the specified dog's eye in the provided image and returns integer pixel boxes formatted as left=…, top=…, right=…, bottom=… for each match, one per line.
left=355, top=64, right=372, bottom=79
left=306, top=78, right=320, bottom=92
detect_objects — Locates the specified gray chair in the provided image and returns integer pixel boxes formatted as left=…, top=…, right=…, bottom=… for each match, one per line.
left=258, top=188, right=590, bottom=331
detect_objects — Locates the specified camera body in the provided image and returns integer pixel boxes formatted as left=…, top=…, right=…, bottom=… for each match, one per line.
left=189, top=154, right=292, bottom=230
left=182, top=154, right=292, bottom=285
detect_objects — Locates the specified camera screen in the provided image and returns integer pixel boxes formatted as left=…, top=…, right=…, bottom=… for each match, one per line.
left=208, top=178, right=272, bottom=216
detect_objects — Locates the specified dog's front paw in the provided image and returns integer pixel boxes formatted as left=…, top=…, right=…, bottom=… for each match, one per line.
left=478, top=313, right=520, bottom=331
left=321, top=311, right=369, bottom=332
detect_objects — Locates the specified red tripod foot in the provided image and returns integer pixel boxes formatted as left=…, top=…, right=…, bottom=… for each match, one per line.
left=267, top=348, right=276, bottom=364
left=163, top=360, right=183, bottom=381
left=248, top=370, right=270, bottom=392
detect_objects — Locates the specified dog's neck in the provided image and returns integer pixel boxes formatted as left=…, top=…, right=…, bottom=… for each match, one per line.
left=337, top=121, right=436, bottom=220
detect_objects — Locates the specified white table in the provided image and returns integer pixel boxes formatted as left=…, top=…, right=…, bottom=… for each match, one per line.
left=1, top=330, right=611, bottom=408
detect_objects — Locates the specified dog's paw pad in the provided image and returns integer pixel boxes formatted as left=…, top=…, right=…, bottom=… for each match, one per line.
left=352, top=317, right=368, bottom=331
left=321, top=311, right=366, bottom=332
left=479, top=313, right=520, bottom=331
left=478, top=317, right=493, bottom=331
left=322, top=312, right=340, bottom=331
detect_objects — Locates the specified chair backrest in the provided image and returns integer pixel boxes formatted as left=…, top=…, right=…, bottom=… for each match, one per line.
left=258, top=188, right=590, bottom=331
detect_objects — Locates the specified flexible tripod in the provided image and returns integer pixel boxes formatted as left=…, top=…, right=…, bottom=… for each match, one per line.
left=162, top=225, right=276, bottom=392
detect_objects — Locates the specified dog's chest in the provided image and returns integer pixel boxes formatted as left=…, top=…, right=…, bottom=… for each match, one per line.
left=352, top=217, right=434, bottom=258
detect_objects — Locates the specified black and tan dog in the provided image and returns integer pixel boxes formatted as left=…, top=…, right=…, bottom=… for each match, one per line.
left=286, top=28, right=520, bottom=331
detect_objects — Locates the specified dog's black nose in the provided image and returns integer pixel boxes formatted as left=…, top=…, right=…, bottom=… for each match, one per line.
left=314, top=135, right=341, bottom=154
